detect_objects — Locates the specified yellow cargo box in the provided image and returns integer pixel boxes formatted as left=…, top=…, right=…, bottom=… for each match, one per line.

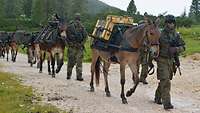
left=92, top=19, right=106, bottom=39
left=92, top=15, right=134, bottom=40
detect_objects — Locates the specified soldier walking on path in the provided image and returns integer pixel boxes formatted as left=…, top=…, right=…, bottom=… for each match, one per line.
left=66, top=13, right=88, bottom=81
left=154, top=15, right=185, bottom=109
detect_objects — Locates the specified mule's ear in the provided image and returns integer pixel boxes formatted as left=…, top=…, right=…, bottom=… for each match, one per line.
left=155, top=17, right=160, bottom=27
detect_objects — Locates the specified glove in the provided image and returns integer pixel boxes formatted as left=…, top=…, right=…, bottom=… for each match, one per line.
left=169, top=47, right=177, bottom=55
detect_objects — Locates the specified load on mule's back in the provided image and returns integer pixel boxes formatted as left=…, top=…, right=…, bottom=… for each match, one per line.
left=90, top=15, right=160, bottom=104
left=91, top=15, right=136, bottom=62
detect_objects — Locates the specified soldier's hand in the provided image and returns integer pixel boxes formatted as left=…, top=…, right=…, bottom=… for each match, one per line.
left=169, top=47, right=177, bottom=55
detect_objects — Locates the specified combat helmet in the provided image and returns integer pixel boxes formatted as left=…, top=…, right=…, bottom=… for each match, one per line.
left=165, top=15, right=176, bottom=24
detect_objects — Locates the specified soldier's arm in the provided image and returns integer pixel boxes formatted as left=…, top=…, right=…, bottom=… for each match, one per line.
left=176, top=33, right=185, bottom=53
left=80, top=24, right=88, bottom=45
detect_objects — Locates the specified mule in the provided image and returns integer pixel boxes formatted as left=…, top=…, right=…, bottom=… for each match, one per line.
left=90, top=18, right=160, bottom=104
left=36, top=20, right=67, bottom=78
left=22, top=32, right=39, bottom=67
left=5, top=32, right=18, bottom=62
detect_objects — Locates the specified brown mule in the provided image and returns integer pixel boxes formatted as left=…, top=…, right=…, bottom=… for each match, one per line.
left=90, top=18, right=160, bottom=104
left=36, top=20, right=67, bottom=78
left=6, top=32, right=18, bottom=62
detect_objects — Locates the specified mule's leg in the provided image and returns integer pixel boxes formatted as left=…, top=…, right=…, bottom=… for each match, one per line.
left=2, top=50, right=4, bottom=58
left=11, top=48, right=14, bottom=62
left=35, top=45, right=40, bottom=68
left=51, top=53, right=56, bottom=78
left=120, top=64, right=128, bottom=104
left=90, top=61, right=95, bottom=92
left=33, top=50, right=37, bottom=64
left=39, top=52, right=44, bottom=73
left=27, top=47, right=32, bottom=64
left=126, top=63, right=139, bottom=97
left=31, top=47, right=37, bottom=64
left=56, top=52, right=64, bottom=73
left=6, top=47, right=9, bottom=61
left=46, top=52, right=51, bottom=75
left=28, top=47, right=34, bottom=66
left=90, top=54, right=99, bottom=92
left=103, top=61, right=111, bottom=97
left=47, top=59, right=51, bottom=75
left=13, top=48, right=18, bottom=62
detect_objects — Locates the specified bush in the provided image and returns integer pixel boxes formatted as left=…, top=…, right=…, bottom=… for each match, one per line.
left=176, top=17, right=193, bottom=28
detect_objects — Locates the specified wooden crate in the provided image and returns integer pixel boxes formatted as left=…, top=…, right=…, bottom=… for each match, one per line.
left=92, top=19, right=106, bottom=39
left=92, top=15, right=134, bottom=40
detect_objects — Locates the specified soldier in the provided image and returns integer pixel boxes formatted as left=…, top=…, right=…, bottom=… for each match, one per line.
left=139, top=40, right=153, bottom=84
left=154, top=15, right=185, bottom=109
left=48, top=13, right=60, bottom=27
left=138, top=12, right=153, bottom=84
left=66, top=13, right=88, bottom=81
left=40, top=13, right=60, bottom=41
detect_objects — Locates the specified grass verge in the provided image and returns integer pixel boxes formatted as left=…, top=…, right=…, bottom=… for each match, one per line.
left=0, top=71, right=67, bottom=113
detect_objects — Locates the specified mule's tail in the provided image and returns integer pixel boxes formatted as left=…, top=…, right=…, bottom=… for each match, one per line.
left=95, top=57, right=101, bottom=86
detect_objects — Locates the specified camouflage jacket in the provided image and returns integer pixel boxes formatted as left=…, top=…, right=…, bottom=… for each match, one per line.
left=67, top=20, right=87, bottom=47
left=159, top=27, right=185, bottom=58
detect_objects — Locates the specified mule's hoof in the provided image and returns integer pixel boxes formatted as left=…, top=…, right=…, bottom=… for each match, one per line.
left=52, top=75, right=55, bottom=78
left=126, top=90, right=133, bottom=97
left=39, top=71, right=42, bottom=73
left=122, top=99, right=128, bottom=104
left=48, top=72, right=52, bottom=75
left=90, top=87, right=95, bottom=92
left=106, top=92, right=111, bottom=97
left=56, top=69, right=60, bottom=73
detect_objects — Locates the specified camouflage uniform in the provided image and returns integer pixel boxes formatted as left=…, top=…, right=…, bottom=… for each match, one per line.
left=155, top=15, right=185, bottom=109
left=139, top=40, right=153, bottom=84
left=67, top=13, right=87, bottom=81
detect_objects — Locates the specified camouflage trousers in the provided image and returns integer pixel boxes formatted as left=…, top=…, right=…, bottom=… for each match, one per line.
left=67, top=46, right=84, bottom=79
left=155, top=57, right=174, bottom=105
left=139, top=51, right=152, bottom=81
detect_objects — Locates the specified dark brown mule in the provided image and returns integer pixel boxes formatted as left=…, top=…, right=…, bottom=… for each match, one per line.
left=36, top=20, right=67, bottom=77
left=90, top=18, right=160, bottom=104
left=0, top=31, right=7, bottom=58
left=21, top=32, right=38, bottom=67
left=0, top=40, right=5, bottom=58
left=6, top=32, right=18, bottom=62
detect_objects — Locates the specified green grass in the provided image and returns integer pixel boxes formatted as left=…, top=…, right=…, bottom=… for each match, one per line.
left=177, top=25, right=200, bottom=56
left=0, top=71, right=67, bottom=113
left=83, top=39, right=92, bottom=62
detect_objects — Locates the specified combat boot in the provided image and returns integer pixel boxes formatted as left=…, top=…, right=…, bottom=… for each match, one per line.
left=164, top=103, right=174, bottom=110
left=66, top=72, right=72, bottom=80
left=76, top=74, right=84, bottom=81
left=76, top=77, right=84, bottom=81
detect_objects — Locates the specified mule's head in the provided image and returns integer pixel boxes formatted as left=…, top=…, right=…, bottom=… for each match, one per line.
left=57, top=19, right=67, bottom=39
left=145, top=18, right=161, bottom=58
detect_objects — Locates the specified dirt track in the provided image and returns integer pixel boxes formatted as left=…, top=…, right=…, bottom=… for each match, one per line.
left=1, top=54, right=200, bottom=113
